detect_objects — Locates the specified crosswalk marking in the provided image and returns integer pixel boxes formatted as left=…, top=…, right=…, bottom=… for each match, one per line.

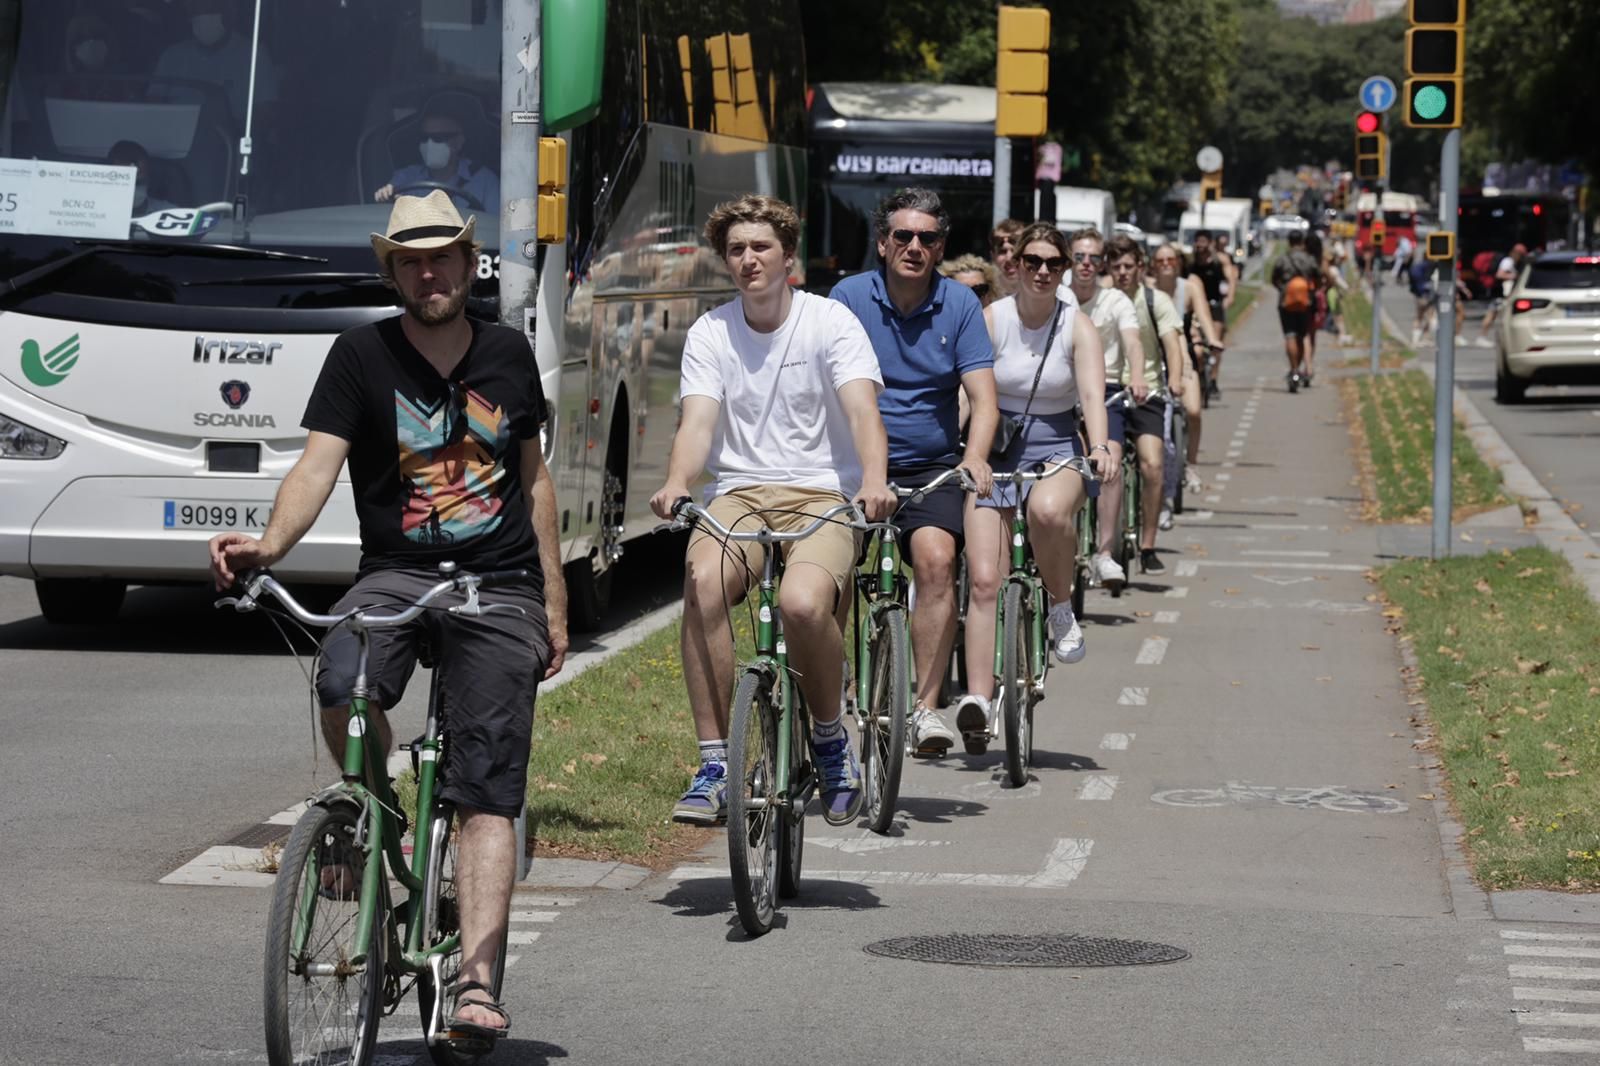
left=1153, top=610, right=1180, bottom=624
left=1517, top=1011, right=1600, bottom=1027
left=506, top=930, right=543, bottom=945
left=509, top=910, right=561, bottom=923
left=1117, top=686, right=1148, bottom=706
left=1099, top=733, right=1134, bottom=750
left=1506, top=945, right=1600, bottom=960
left=1509, top=964, right=1600, bottom=981
left=1504, top=930, right=1600, bottom=943
left=1517, top=987, right=1600, bottom=1004
left=1522, top=1036, right=1600, bottom=1054
left=1135, top=637, right=1169, bottom=665
left=1164, top=585, right=1190, bottom=598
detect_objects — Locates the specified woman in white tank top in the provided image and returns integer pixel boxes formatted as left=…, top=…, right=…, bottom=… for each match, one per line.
left=953, top=223, right=1113, bottom=744
left=1152, top=243, right=1221, bottom=489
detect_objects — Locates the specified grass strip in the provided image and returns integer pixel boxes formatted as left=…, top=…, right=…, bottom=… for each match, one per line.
left=1339, top=275, right=1415, bottom=367
left=1344, top=369, right=1506, bottom=522
left=1380, top=547, right=1600, bottom=890
left=1226, top=283, right=1257, bottom=329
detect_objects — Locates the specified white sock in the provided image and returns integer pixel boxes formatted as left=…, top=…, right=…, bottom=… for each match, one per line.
left=812, top=717, right=844, bottom=743
left=697, top=739, right=728, bottom=767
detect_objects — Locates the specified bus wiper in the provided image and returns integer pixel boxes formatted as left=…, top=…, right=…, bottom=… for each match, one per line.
left=0, top=240, right=327, bottom=300
left=183, top=271, right=386, bottom=288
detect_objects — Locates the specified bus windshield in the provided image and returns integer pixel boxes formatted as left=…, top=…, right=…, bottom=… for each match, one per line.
left=0, top=0, right=503, bottom=304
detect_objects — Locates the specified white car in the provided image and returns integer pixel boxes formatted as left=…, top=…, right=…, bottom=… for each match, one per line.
left=1495, top=252, right=1600, bottom=404
left=1261, top=213, right=1310, bottom=241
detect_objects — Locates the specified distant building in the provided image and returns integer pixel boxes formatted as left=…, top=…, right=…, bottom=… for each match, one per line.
left=1277, top=0, right=1404, bottom=23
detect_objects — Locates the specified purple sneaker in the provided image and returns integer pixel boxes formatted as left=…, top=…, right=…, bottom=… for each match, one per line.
left=812, top=732, right=863, bottom=825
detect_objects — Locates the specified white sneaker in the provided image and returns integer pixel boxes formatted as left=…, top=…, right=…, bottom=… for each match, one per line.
left=1158, top=503, right=1174, bottom=531
left=1049, top=604, right=1086, bottom=664
left=910, top=706, right=955, bottom=756
left=1474, top=336, right=1493, bottom=349
left=1094, top=551, right=1126, bottom=588
left=953, top=694, right=991, bottom=754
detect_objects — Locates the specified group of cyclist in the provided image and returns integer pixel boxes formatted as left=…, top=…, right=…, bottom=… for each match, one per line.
left=202, top=185, right=1236, bottom=1042
left=652, top=187, right=1233, bottom=830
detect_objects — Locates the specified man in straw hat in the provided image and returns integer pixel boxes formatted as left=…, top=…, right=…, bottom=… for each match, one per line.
left=209, top=190, right=564, bottom=1045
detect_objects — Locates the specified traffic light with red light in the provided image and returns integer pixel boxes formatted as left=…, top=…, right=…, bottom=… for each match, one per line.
left=1354, top=111, right=1386, bottom=181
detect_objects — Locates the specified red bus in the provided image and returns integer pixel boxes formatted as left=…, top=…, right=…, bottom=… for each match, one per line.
left=1458, top=191, right=1573, bottom=299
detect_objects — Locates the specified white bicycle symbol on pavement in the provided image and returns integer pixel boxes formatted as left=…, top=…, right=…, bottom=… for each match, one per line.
left=1151, top=781, right=1409, bottom=814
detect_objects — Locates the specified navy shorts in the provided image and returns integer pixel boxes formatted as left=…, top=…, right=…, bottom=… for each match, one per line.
left=315, top=567, right=550, bottom=819
left=888, top=464, right=966, bottom=566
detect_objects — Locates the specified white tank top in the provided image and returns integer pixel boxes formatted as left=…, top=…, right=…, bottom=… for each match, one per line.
left=989, top=295, right=1077, bottom=416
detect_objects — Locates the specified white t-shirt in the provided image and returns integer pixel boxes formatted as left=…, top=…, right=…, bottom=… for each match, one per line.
left=680, top=289, right=883, bottom=498
left=1497, top=256, right=1517, bottom=297
left=1061, top=281, right=1136, bottom=381
left=988, top=295, right=1078, bottom=416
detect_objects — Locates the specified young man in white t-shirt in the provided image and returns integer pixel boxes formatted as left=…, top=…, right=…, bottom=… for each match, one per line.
left=1060, top=228, right=1139, bottom=590
left=650, top=195, right=895, bottom=827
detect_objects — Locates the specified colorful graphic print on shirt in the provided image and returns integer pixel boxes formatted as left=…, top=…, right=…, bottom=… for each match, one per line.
left=394, top=386, right=511, bottom=546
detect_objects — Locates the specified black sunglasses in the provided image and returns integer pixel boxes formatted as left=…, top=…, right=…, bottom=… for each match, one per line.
left=968, top=282, right=991, bottom=299
left=891, top=228, right=945, bottom=248
left=1021, top=252, right=1067, bottom=274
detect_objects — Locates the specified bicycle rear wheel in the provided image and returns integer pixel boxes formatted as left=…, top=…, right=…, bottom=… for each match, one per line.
left=861, top=604, right=910, bottom=834
left=727, top=669, right=780, bottom=936
left=416, top=804, right=509, bottom=1065
left=1112, top=462, right=1136, bottom=596
left=264, top=801, right=384, bottom=1066
left=1001, top=582, right=1032, bottom=788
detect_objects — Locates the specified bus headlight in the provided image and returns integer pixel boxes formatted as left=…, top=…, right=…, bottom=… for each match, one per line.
left=0, top=412, right=67, bottom=459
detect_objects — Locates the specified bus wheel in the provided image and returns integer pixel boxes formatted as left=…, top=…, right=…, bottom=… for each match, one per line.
left=568, top=466, right=624, bottom=631
left=36, top=578, right=126, bottom=624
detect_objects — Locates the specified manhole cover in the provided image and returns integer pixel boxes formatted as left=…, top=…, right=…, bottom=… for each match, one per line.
left=864, top=933, right=1189, bottom=968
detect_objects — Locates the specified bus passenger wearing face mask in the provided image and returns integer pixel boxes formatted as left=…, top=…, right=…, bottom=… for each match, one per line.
left=373, top=97, right=499, bottom=217
left=152, top=0, right=280, bottom=125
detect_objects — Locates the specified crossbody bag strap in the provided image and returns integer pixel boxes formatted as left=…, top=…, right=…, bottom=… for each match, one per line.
left=1017, top=298, right=1064, bottom=424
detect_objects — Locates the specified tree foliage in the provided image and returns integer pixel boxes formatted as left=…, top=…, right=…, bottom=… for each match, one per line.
left=799, top=0, right=1238, bottom=212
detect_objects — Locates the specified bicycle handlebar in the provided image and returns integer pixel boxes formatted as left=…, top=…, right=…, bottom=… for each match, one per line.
left=667, top=498, right=863, bottom=542
left=217, top=565, right=531, bottom=629
left=992, top=454, right=1100, bottom=487
left=1106, top=384, right=1174, bottom=408
left=890, top=465, right=977, bottom=500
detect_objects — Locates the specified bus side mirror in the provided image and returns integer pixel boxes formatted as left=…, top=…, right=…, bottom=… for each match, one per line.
left=543, top=0, right=606, bottom=133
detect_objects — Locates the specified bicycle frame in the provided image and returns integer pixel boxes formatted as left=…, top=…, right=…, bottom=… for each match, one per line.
left=290, top=626, right=453, bottom=980
left=854, top=524, right=907, bottom=710
left=992, top=489, right=1049, bottom=690
left=748, top=537, right=806, bottom=818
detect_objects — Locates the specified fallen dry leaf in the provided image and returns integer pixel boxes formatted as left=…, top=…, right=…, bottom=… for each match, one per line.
left=1385, top=783, right=1399, bottom=790
left=1516, top=656, right=1550, bottom=676
left=1315, top=676, right=1333, bottom=682
left=581, top=752, right=608, bottom=767
left=1417, top=792, right=1436, bottom=801
left=1224, top=587, right=1240, bottom=595
left=1134, top=610, right=1152, bottom=618
left=1474, top=577, right=1493, bottom=594
left=1302, top=644, right=1321, bottom=651
left=1515, top=567, right=1543, bottom=579
left=1547, top=770, right=1580, bottom=779
left=561, top=760, right=577, bottom=775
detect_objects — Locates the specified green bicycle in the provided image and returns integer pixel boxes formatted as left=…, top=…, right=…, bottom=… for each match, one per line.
left=988, top=457, right=1098, bottom=787
left=222, top=565, right=531, bottom=1066
left=669, top=497, right=862, bottom=936
left=859, top=466, right=974, bottom=830
left=1107, top=385, right=1173, bottom=588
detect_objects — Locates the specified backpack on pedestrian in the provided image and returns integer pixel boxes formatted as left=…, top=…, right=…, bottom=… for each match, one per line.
left=1281, top=273, right=1313, bottom=313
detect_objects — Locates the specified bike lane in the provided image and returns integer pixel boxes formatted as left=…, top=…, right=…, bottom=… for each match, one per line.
left=494, top=293, right=1547, bottom=1066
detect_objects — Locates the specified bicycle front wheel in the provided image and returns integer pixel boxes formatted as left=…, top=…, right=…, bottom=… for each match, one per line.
left=1001, top=582, right=1033, bottom=788
left=415, top=804, right=508, bottom=1065
left=727, top=669, right=781, bottom=936
left=861, top=604, right=910, bottom=834
left=264, top=801, right=384, bottom=1066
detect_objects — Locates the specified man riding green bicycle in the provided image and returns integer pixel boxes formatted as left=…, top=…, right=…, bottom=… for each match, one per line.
left=649, top=194, right=895, bottom=829
left=208, top=191, right=566, bottom=1047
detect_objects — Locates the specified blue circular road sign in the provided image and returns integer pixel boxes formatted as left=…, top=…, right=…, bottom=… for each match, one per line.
left=1359, top=75, right=1397, bottom=113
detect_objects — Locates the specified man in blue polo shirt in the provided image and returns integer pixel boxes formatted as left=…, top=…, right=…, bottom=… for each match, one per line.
left=831, top=187, right=999, bottom=756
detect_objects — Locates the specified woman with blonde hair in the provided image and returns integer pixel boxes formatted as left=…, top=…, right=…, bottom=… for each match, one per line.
left=939, top=254, right=1000, bottom=307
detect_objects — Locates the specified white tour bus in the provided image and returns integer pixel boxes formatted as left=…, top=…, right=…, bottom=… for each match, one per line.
left=0, top=0, right=805, bottom=625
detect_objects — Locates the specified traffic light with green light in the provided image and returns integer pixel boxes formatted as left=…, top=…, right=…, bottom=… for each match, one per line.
left=1405, top=0, right=1463, bottom=128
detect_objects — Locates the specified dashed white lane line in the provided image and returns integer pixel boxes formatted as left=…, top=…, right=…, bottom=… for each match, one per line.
left=507, top=930, right=543, bottom=945
left=1164, top=586, right=1189, bottom=598
left=1175, top=560, right=1199, bottom=577
left=669, top=837, right=1095, bottom=889
left=1241, top=549, right=1331, bottom=558
left=1100, top=732, right=1134, bottom=750
left=1204, top=494, right=1222, bottom=504
left=1135, top=637, right=1170, bottom=665
left=509, top=910, right=562, bottom=923
left=1517, top=1012, right=1600, bottom=1027
left=1117, top=686, right=1149, bottom=705
left=1214, top=473, right=1232, bottom=482
left=1509, top=965, right=1600, bottom=981
left=1153, top=610, right=1181, bottom=624
left=1077, top=775, right=1120, bottom=801
left=1226, top=450, right=1243, bottom=458
left=1187, top=510, right=1214, bottom=521
left=1220, top=461, right=1237, bottom=469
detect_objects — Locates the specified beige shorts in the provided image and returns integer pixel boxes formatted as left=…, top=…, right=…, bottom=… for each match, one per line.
left=687, top=484, right=860, bottom=595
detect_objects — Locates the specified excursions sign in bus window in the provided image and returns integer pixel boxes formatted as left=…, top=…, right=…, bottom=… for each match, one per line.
left=829, top=150, right=996, bottom=182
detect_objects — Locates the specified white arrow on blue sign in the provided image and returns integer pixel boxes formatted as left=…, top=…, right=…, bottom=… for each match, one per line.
left=1359, top=75, right=1397, bottom=113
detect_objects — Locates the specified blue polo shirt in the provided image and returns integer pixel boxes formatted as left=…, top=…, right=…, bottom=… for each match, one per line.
left=830, top=269, right=994, bottom=468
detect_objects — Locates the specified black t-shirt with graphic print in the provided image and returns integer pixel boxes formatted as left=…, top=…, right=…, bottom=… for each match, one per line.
left=302, top=315, right=547, bottom=594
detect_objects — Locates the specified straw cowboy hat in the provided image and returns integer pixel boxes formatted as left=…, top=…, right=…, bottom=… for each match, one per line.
left=370, top=189, right=477, bottom=270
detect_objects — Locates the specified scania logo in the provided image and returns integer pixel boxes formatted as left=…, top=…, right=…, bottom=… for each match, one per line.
left=193, top=337, right=281, bottom=364
left=219, top=380, right=250, bottom=409
left=193, top=412, right=277, bottom=428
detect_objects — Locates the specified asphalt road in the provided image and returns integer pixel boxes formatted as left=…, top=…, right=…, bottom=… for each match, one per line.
left=1377, top=280, right=1600, bottom=539
left=4, top=284, right=1592, bottom=1064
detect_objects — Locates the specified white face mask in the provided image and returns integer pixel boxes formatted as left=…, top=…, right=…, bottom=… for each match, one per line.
left=192, top=13, right=226, bottom=47
left=74, top=39, right=109, bottom=69
left=418, top=138, right=453, bottom=170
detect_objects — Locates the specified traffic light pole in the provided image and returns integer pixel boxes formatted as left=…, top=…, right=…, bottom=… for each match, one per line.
left=1431, top=128, right=1461, bottom=559
left=1370, top=180, right=1384, bottom=373
left=992, top=137, right=1010, bottom=226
